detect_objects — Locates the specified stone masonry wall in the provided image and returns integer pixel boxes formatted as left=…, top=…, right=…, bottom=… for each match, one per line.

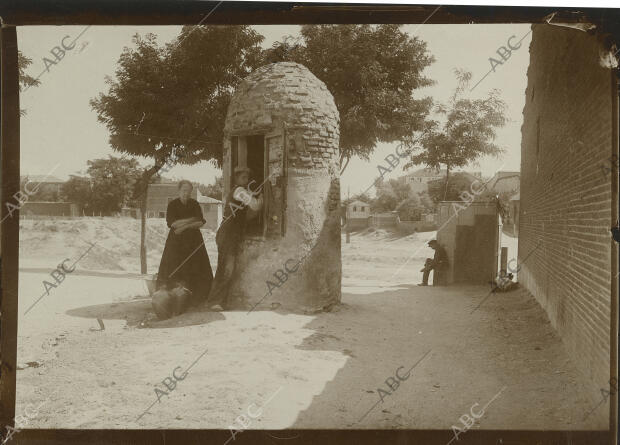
left=223, top=62, right=341, bottom=312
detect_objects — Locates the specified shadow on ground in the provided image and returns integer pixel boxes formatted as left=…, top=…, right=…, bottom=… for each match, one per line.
left=66, top=297, right=225, bottom=329
left=286, top=284, right=606, bottom=430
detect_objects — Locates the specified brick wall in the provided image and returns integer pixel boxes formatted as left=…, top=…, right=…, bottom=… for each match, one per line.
left=520, top=24, right=615, bottom=404
left=369, top=213, right=399, bottom=229
left=21, top=201, right=78, bottom=217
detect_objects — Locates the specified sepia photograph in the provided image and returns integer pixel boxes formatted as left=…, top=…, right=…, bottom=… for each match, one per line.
left=0, top=2, right=618, bottom=444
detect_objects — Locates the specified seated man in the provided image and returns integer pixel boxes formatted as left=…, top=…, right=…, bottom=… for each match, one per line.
left=418, top=239, right=448, bottom=286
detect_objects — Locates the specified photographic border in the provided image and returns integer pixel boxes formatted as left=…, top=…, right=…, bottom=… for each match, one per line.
left=1, top=2, right=619, bottom=444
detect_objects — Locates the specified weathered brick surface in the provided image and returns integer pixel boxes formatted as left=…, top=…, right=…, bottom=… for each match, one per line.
left=520, top=25, right=615, bottom=401
left=225, top=62, right=339, bottom=174
left=223, top=62, right=341, bottom=312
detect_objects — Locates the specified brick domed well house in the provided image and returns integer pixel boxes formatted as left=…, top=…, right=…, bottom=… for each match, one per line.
left=222, top=62, right=341, bottom=312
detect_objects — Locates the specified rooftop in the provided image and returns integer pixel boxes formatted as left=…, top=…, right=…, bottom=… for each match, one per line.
left=405, top=168, right=446, bottom=178
left=21, top=174, right=64, bottom=183
left=198, top=195, right=222, bottom=204
left=348, top=200, right=369, bottom=207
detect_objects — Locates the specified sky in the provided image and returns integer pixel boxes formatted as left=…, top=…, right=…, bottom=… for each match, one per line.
left=17, top=23, right=531, bottom=196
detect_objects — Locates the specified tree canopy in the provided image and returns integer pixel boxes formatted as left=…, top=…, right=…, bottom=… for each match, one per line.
left=62, top=156, right=141, bottom=216
left=90, top=27, right=264, bottom=175
left=427, top=172, right=477, bottom=203
left=92, top=25, right=436, bottom=178
left=62, top=176, right=95, bottom=215
left=18, top=50, right=40, bottom=92
left=90, top=27, right=264, bottom=272
left=371, top=176, right=431, bottom=221
left=403, top=69, right=507, bottom=200
left=265, top=24, right=435, bottom=172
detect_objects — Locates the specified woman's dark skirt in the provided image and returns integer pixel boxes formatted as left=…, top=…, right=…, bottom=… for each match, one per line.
left=157, top=228, right=213, bottom=306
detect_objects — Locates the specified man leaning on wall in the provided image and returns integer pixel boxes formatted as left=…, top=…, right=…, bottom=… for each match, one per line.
left=418, top=239, right=448, bottom=286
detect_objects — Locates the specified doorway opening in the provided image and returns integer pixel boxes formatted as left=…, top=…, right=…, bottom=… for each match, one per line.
left=230, top=134, right=265, bottom=237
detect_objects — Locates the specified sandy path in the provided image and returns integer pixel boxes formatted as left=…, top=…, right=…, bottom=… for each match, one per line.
left=15, top=228, right=608, bottom=431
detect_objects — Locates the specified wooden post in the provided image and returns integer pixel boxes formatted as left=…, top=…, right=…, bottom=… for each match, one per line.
left=346, top=186, right=350, bottom=244
left=1, top=25, right=20, bottom=429
left=500, top=247, right=508, bottom=274
left=139, top=179, right=149, bottom=274
left=281, top=124, right=287, bottom=236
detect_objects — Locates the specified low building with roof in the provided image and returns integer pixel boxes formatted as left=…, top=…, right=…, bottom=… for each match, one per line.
left=487, top=171, right=520, bottom=195
left=21, top=174, right=65, bottom=199
left=143, top=181, right=222, bottom=230
left=345, top=200, right=371, bottom=230
left=404, top=168, right=483, bottom=194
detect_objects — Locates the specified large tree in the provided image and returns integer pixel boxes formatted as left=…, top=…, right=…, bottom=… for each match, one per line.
left=265, top=25, right=435, bottom=173
left=87, top=156, right=142, bottom=215
left=403, top=69, right=507, bottom=200
left=427, top=172, right=477, bottom=203
left=90, top=27, right=263, bottom=272
left=371, top=176, right=424, bottom=220
left=62, top=176, right=94, bottom=215
left=61, top=156, right=141, bottom=215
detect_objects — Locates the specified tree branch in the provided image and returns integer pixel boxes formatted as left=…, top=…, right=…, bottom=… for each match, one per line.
left=340, top=156, right=351, bottom=175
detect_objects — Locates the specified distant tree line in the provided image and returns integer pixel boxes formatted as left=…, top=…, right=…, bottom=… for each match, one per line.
left=21, top=156, right=222, bottom=216
left=343, top=171, right=508, bottom=221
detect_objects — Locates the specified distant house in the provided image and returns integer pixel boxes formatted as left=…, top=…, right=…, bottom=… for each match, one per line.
left=487, top=171, right=520, bottom=195
left=404, top=168, right=483, bottom=194
left=146, top=182, right=196, bottom=219
left=369, top=211, right=399, bottom=229
left=404, top=168, right=446, bottom=193
left=197, top=191, right=223, bottom=230
left=347, top=200, right=370, bottom=218
left=19, top=174, right=75, bottom=216
left=21, top=202, right=79, bottom=217
left=346, top=200, right=371, bottom=229
left=20, top=174, right=65, bottom=198
left=460, top=171, right=484, bottom=184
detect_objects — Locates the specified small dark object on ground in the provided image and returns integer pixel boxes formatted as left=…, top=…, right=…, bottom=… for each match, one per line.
left=152, top=284, right=192, bottom=320
left=491, top=272, right=519, bottom=292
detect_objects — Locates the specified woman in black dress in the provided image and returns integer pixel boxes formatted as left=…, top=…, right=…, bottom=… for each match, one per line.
left=156, top=180, right=213, bottom=307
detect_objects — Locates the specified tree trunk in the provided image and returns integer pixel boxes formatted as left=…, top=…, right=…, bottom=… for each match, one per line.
left=135, top=163, right=163, bottom=275
left=442, top=166, right=451, bottom=201
left=140, top=187, right=148, bottom=274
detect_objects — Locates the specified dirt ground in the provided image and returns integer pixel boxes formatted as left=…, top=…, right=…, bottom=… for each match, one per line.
left=15, top=220, right=609, bottom=431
